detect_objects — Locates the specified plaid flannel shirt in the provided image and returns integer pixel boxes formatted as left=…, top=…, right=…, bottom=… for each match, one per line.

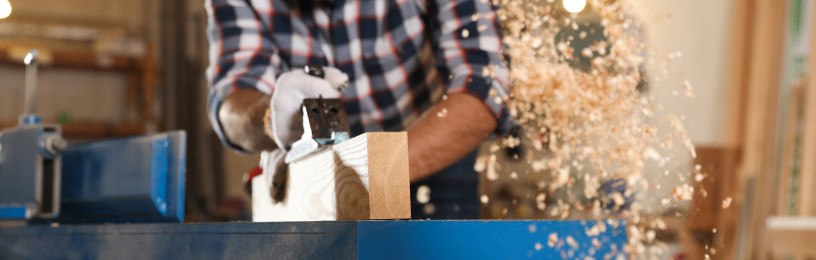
left=205, top=0, right=510, bottom=151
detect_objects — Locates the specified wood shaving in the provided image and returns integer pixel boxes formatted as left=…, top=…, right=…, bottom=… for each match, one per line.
left=672, top=184, right=694, bottom=201
left=423, top=203, right=435, bottom=215
left=416, top=185, right=431, bottom=204
left=436, top=108, right=448, bottom=118
left=722, top=197, right=732, bottom=208
left=548, top=232, right=559, bottom=247
left=566, top=236, right=579, bottom=249
left=491, top=0, right=695, bottom=257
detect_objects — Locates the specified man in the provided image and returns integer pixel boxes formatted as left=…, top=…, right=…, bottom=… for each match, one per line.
left=205, top=0, right=509, bottom=219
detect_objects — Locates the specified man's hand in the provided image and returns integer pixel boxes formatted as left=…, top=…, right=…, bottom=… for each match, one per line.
left=219, top=88, right=277, bottom=152
left=407, top=93, right=497, bottom=181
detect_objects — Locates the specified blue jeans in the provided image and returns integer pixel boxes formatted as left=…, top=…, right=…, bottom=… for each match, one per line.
left=410, top=149, right=480, bottom=219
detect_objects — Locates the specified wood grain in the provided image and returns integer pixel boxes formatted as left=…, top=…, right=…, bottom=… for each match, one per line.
left=252, top=132, right=410, bottom=221
left=366, top=132, right=411, bottom=219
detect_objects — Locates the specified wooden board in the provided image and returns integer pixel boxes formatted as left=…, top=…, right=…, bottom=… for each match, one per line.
left=721, top=1, right=757, bottom=258
left=685, top=146, right=740, bottom=259
left=799, top=0, right=816, bottom=216
left=766, top=217, right=816, bottom=257
left=729, top=0, right=788, bottom=258
left=252, top=132, right=410, bottom=221
left=778, top=84, right=803, bottom=215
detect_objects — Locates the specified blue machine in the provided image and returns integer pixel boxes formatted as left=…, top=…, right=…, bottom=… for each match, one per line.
left=0, top=220, right=628, bottom=259
left=59, top=131, right=186, bottom=223
left=0, top=117, right=64, bottom=220
left=0, top=128, right=188, bottom=223
left=0, top=49, right=186, bottom=223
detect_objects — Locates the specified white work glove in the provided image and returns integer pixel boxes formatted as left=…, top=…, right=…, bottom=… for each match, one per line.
left=269, top=66, right=349, bottom=151
left=261, top=65, right=349, bottom=203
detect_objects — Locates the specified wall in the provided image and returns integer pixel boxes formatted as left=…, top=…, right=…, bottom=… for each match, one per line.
left=0, top=0, right=155, bottom=124
left=0, top=66, right=125, bottom=122
left=630, top=0, right=735, bottom=210
left=7, top=0, right=149, bottom=34
left=630, top=0, right=732, bottom=144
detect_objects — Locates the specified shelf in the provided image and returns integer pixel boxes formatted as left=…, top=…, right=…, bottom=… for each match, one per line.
left=0, top=121, right=146, bottom=140
left=0, top=47, right=143, bottom=72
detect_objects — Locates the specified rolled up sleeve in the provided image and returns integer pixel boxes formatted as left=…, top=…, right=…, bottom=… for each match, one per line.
left=430, top=0, right=511, bottom=132
left=205, top=0, right=280, bottom=150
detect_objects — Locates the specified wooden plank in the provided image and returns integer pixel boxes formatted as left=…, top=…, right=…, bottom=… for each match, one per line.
left=689, top=147, right=725, bottom=230
left=714, top=147, right=740, bottom=259
left=724, top=0, right=755, bottom=148
left=766, top=217, right=816, bottom=256
left=799, top=0, right=816, bottom=216
left=721, top=0, right=756, bottom=258
left=736, top=0, right=788, bottom=258
left=778, top=85, right=803, bottom=215
left=686, top=147, right=740, bottom=259
left=252, top=132, right=411, bottom=221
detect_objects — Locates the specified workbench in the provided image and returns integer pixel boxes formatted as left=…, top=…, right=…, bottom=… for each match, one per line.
left=0, top=220, right=627, bottom=259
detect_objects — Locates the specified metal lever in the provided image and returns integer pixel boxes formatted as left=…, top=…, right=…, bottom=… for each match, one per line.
left=18, top=50, right=42, bottom=126
left=24, top=50, right=38, bottom=116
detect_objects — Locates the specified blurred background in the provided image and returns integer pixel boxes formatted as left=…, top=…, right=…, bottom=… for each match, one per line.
left=0, top=0, right=813, bottom=258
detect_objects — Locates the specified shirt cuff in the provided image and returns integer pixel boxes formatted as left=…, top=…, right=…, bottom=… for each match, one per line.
left=446, top=74, right=514, bottom=136
left=208, top=86, right=246, bottom=153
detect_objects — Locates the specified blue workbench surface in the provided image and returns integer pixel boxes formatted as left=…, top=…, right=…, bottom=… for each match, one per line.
left=0, top=220, right=627, bottom=259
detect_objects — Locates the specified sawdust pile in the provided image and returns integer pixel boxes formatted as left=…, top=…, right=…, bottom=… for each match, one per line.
left=485, top=0, right=697, bottom=257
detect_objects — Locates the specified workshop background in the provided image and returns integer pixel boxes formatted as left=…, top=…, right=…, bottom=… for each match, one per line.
left=0, top=0, right=814, bottom=258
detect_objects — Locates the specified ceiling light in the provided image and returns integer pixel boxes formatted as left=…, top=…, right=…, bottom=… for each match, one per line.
left=0, top=0, right=11, bottom=19
left=563, top=0, right=587, bottom=14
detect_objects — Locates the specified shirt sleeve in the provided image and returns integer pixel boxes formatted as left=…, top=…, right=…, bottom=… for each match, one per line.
left=205, top=0, right=281, bottom=151
left=429, top=0, right=512, bottom=132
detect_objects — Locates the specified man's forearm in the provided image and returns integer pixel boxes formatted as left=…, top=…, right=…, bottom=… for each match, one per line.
left=407, top=93, right=497, bottom=181
left=219, top=88, right=277, bottom=152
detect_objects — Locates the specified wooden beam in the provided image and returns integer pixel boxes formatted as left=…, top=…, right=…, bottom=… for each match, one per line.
left=252, top=132, right=411, bottom=221
left=778, top=84, right=803, bottom=215
left=799, top=0, right=816, bottom=216
left=724, top=0, right=755, bottom=148
left=727, top=0, right=788, bottom=258
left=720, top=1, right=756, bottom=258
left=743, top=0, right=788, bottom=258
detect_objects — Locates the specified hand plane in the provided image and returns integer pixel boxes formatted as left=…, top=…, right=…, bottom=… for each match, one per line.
left=285, top=96, right=351, bottom=163
left=261, top=65, right=351, bottom=202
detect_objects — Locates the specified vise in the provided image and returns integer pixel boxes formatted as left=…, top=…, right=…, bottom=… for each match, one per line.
left=0, top=50, right=186, bottom=223
left=0, top=50, right=64, bottom=219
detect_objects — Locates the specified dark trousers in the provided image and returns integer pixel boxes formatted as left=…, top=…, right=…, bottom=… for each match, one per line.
left=409, top=149, right=480, bottom=219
